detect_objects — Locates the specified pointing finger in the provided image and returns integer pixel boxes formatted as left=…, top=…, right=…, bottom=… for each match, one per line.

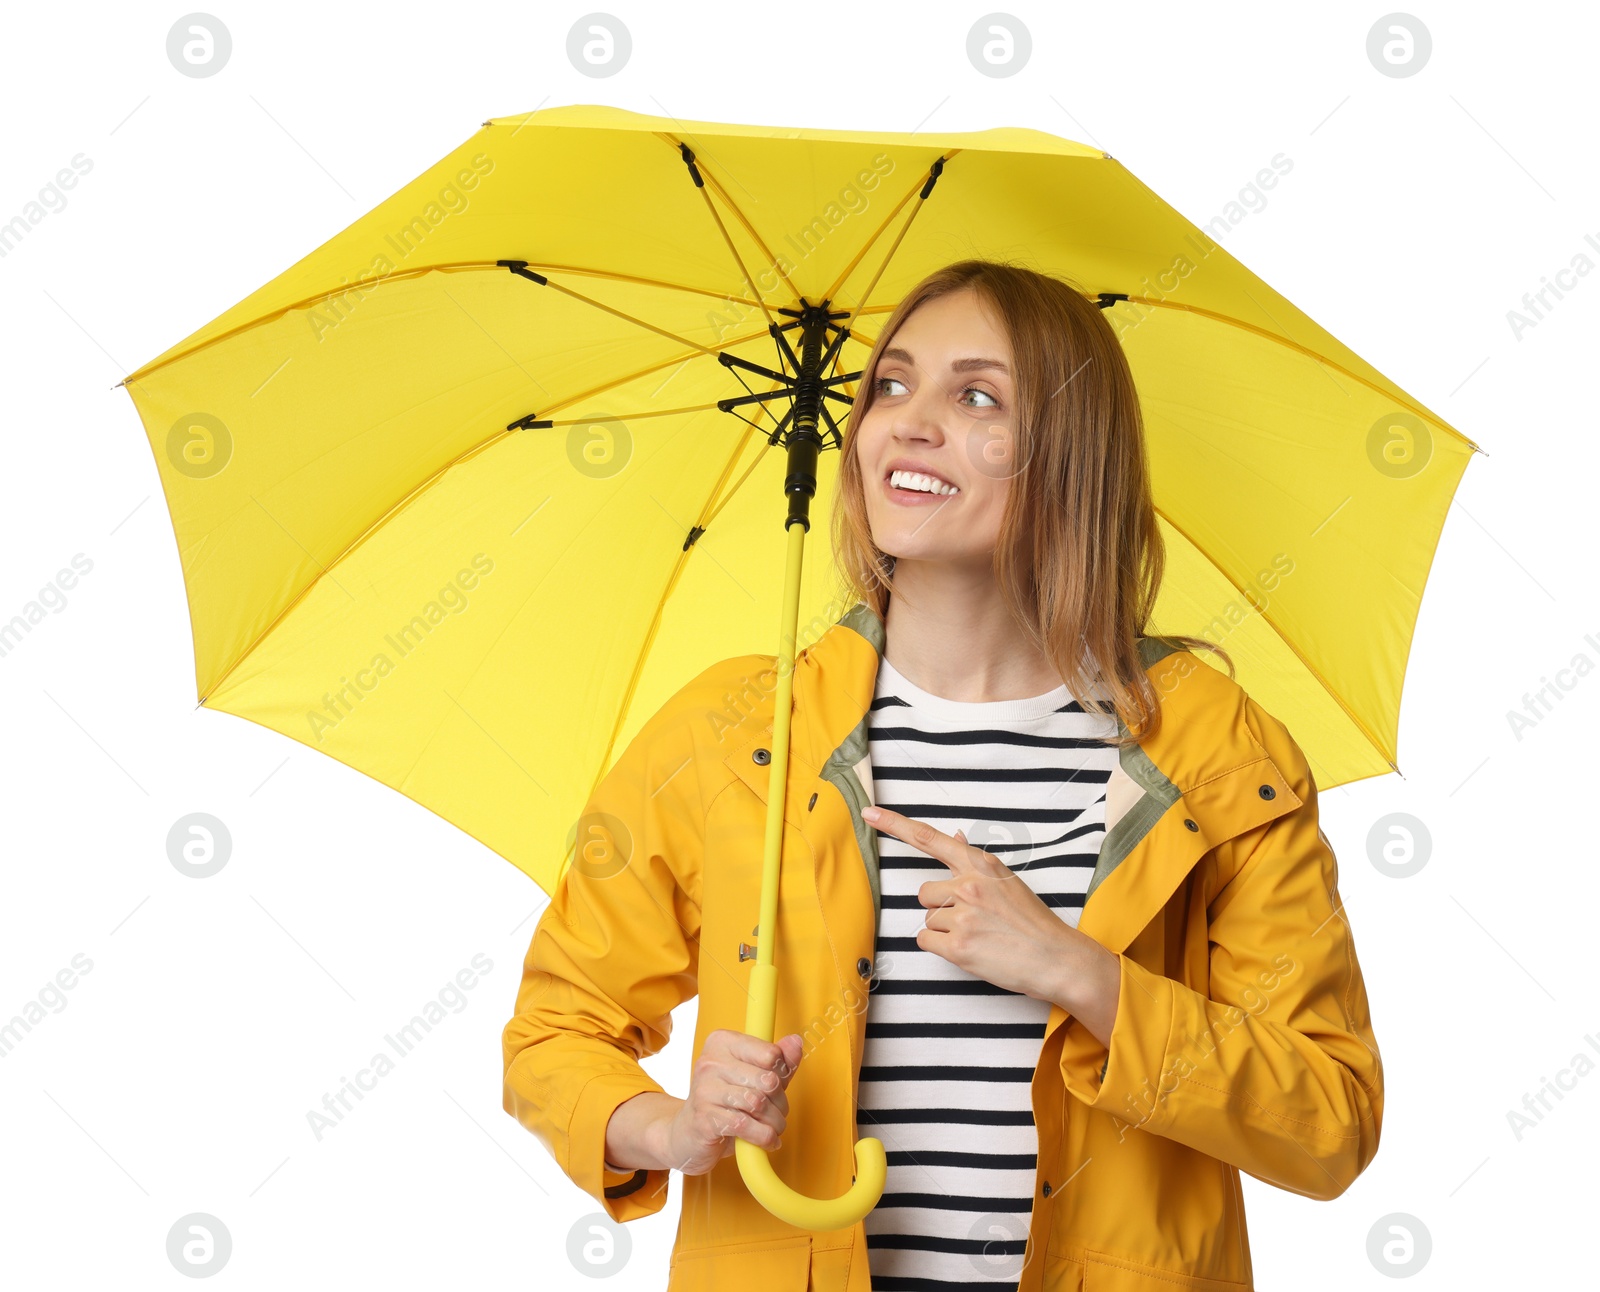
left=863, top=805, right=982, bottom=875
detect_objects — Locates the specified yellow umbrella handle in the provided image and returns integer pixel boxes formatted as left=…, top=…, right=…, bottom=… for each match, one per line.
left=735, top=517, right=887, bottom=1231
left=736, top=965, right=887, bottom=1230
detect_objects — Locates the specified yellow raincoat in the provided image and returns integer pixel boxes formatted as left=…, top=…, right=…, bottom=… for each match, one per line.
left=502, top=600, right=1384, bottom=1291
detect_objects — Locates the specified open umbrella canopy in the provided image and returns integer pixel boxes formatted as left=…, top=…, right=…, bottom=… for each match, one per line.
left=122, top=103, right=1478, bottom=899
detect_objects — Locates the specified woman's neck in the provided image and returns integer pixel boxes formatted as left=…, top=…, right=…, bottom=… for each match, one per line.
left=881, top=559, right=1063, bottom=703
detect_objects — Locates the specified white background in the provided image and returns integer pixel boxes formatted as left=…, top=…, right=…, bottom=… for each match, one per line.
left=2, top=1, right=1595, bottom=1287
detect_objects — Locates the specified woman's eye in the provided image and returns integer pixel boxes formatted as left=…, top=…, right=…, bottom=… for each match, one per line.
left=873, top=375, right=999, bottom=410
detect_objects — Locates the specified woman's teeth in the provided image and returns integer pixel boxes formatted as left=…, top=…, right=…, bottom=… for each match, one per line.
left=889, top=470, right=959, bottom=496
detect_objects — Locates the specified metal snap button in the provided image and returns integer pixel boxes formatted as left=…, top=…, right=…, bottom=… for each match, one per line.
left=857, top=956, right=872, bottom=978
left=752, top=748, right=770, bottom=765
left=808, top=792, right=818, bottom=810
left=1042, top=1181, right=1052, bottom=1197
left=1258, top=784, right=1275, bottom=799
left=1183, top=818, right=1198, bottom=831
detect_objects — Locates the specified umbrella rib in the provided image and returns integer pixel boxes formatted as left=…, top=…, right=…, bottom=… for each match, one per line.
left=196, top=422, right=526, bottom=703
left=512, top=401, right=726, bottom=427
left=199, top=369, right=789, bottom=708
left=1151, top=502, right=1400, bottom=774
left=122, top=261, right=494, bottom=384
left=657, top=132, right=802, bottom=309
left=200, top=333, right=792, bottom=704
left=511, top=318, right=872, bottom=428
left=508, top=320, right=804, bottom=424
left=1114, top=297, right=1480, bottom=454
left=667, top=141, right=784, bottom=339
left=583, top=418, right=778, bottom=827
left=699, top=417, right=785, bottom=533
left=393, top=415, right=767, bottom=818
left=828, top=332, right=866, bottom=403
left=500, top=261, right=721, bottom=357
left=823, top=151, right=960, bottom=308
left=121, top=261, right=770, bottom=386
left=489, top=311, right=794, bottom=426
left=123, top=262, right=894, bottom=392
left=834, top=154, right=955, bottom=336
left=494, top=260, right=767, bottom=307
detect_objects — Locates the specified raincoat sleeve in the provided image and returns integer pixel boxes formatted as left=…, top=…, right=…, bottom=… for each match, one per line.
left=1056, top=698, right=1384, bottom=1201
left=501, top=688, right=708, bottom=1223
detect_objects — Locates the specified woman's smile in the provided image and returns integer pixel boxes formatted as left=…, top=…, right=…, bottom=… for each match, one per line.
left=883, top=468, right=962, bottom=507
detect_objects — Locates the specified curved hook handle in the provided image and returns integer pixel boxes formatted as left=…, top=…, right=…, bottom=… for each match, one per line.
left=735, top=1128, right=887, bottom=1232
left=736, top=962, right=887, bottom=1230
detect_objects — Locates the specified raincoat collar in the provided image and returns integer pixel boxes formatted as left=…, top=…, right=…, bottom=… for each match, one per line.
left=719, top=598, right=1303, bottom=971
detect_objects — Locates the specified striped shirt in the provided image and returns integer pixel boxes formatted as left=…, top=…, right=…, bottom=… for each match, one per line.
left=859, top=654, right=1119, bottom=1291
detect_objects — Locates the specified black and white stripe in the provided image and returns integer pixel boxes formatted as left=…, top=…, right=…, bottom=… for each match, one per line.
left=859, top=656, right=1118, bottom=1291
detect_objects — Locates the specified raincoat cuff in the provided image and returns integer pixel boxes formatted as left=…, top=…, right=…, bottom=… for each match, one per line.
left=571, top=1069, right=673, bottom=1222
left=1057, top=952, right=1176, bottom=1129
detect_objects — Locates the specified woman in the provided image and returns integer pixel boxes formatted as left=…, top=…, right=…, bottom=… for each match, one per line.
left=502, top=259, right=1384, bottom=1292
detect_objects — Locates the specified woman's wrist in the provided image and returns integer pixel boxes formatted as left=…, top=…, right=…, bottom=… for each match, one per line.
left=643, top=1104, right=677, bottom=1171
left=1038, top=926, right=1122, bottom=1048
left=603, top=1090, right=682, bottom=1172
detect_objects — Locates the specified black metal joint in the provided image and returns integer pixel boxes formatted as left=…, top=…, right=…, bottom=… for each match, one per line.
left=679, top=143, right=704, bottom=188
left=919, top=157, right=945, bottom=200
left=682, top=524, right=706, bottom=551
left=498, top=260, right=548, bottom=286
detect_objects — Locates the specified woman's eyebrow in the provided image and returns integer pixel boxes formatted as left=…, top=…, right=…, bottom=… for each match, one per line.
left=880, top=345, right=1009, bottom=376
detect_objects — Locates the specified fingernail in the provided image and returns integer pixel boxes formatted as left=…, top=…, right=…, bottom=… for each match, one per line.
left=862, top=806, right=880, bottom=820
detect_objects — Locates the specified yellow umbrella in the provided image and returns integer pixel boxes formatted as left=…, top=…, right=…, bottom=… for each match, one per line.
left=121, top=103, right=1477, bottom=1229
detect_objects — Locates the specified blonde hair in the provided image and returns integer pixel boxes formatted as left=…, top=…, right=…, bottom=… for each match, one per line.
left=829, top=257, right=1232, bottom=746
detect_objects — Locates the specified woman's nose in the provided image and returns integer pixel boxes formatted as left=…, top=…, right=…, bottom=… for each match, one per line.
left=893, top=388, right=949, bottom=441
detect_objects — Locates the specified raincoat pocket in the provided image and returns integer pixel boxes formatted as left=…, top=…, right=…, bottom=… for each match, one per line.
left=666, top=1233, right=812, bottom=1292
left=1082, top=1249, right=1250, bottom=1291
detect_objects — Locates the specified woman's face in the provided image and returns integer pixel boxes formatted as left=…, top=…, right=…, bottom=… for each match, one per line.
left=853, top=287, right=1018, bottom=572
